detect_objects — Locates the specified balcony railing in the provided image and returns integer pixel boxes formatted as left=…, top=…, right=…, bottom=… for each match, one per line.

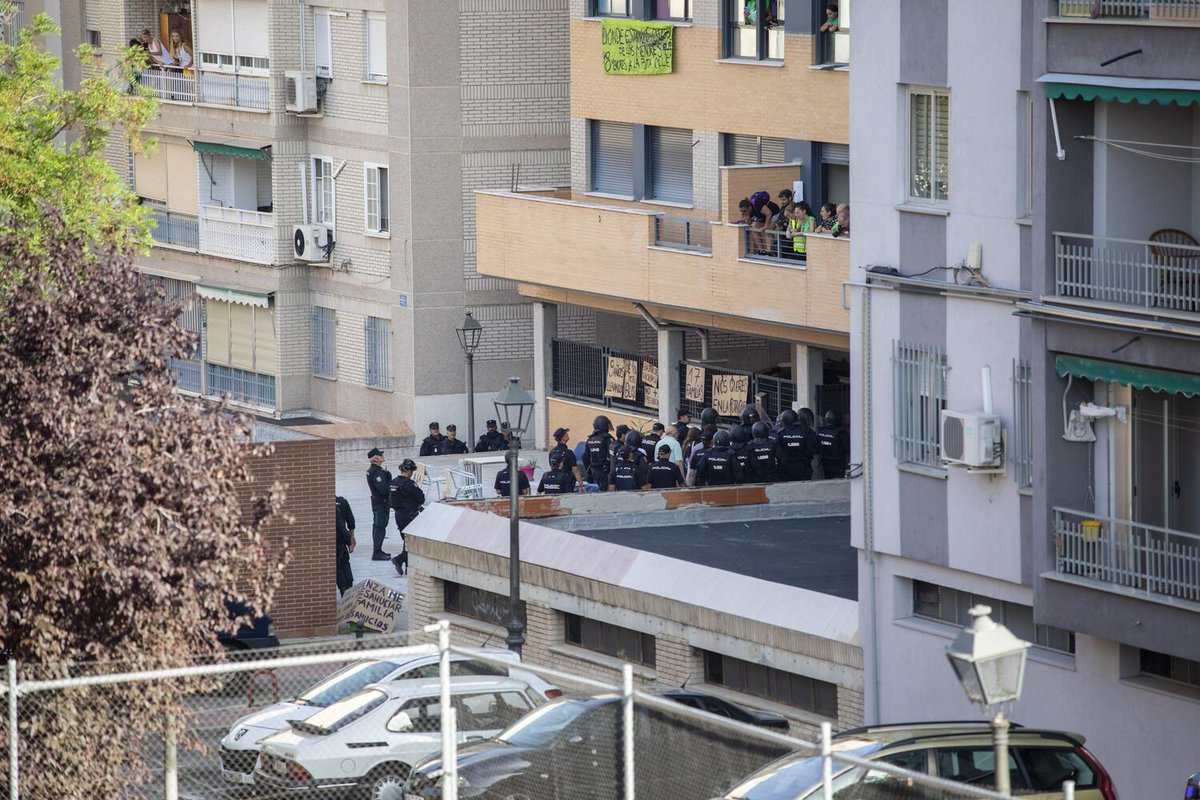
left=137, top=69, right=197, bottom=103
left=1054, top=508, right=1200, bottom=603
left=198, top=205, right=275, bottom=264
left=148, top=208, right=199, bottom=250
left=653, top=214, right=713, bottom=254
left=741, top=225, right=837, bottom=265
left=197, top=71, right=269, bottom=110
left=1058, top=0, right=1200, bottom=20
left=1054, top=232, right=1200, bottom=314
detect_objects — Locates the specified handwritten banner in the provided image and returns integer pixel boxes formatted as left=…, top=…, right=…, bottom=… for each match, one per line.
left=644, top=384, right=659, bottom=409
left=711, top=374, right=750, bottom=416
left=643, top=361, right=659, bottom=389
left=685, top=364, right=706, bottom=403
left=605, top=356, right=639, bottom=402
left=339, top=579, right=405, bottom=634
left=601, top=19, right=674, bottom=75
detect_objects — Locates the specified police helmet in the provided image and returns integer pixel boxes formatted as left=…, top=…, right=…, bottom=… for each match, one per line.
left=730, top=425, right=749, bottom=445
left=400, top=458, right=418, bottom=471
left=779, top=408, right=798, bottom=426
left=740, top=404, right=760, bottom=426
left=713, top=430, right=731, bottom=448
left=799, top=407, right=816, bottom=428
left=615, top=424, right=630, bottom=440
left=824, top=409, right=843, bottom=427
left=593, top=415, right=612, bottom=433
left=700, top=407, right=718, bottom=425
left=751, top=421, right=770, bottom=439
left=625, top=430, right=642, bottom=448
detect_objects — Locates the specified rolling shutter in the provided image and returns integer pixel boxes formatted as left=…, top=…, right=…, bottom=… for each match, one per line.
left=228, top=303, right=255, bottom=370
left=821, top=143, right=849, bottom=165
left=723, top=134, right=786, bottom=165
left=165, top=143, right=198, bottom=215
left=197, top=0, right=233, bottom=54
left=233, top=0, right=268, bottom=59
left=591, top=120, right=633, bottom=195
left=254, top=307, right=277, bottom=374
left=365, top=13, right=386, bottom=79
left=314, top=9, right=332, bottom=75
left=134, top=145, right=167, bottom=203
left=205, top=300, right=231, bottom=366
left=760, top=136, right=787, bottom=164
left=649, top=126, right=693, bottom=204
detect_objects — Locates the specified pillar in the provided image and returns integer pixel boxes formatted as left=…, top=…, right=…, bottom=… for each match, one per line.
left=791, top=343, right=824, bottom=412
left=657, top=329, right=684, bottom=424
left=532, top=302, right=558, bottom=449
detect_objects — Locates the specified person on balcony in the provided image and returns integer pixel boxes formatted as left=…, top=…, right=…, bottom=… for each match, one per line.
left=832, top=203, right=850, bottom=238
left=818, top=202, right=838, bottom=232
left=169, top=29, right=193, bottom=76
left=786, top=202, right=816, bottom=261
left=748, top=191, right=780, bottom=256
left=819, top=3, right=840, bottom=33
left=147, top=30, right=175, bottom=69
left=776, top=188, right=795, bottom=224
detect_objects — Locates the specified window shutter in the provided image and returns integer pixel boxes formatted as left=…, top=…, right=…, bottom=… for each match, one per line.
left=934, top=92, right=950, bottom=201
left=314, top=9, right=332, bottom=74
left=197, top=0, right=233, bottom=55
left=909, top=92, right=932, bottom=200
left=760, top=136, right=787, bottom=164
left=649, top=126, right=693, bottom=204
left=233, top=0, right=268, bottom=59
left=723, top=134, right=757, bottom=166
left=254, top=306, right=277, bottom=374
left=165, top=143, right=199, bottom=215
left=365, top=167, right=379, bottom=231
left=591, top=121, right=633, bottom=195
left=820, top=143, right=849, bottom=165
left=134, top=145, right=167, bottom=203
left=205, top=300, right=231, bottom=367
left=228, top=303, right=255, bottom=370
left=366, top=13, right=387, bottom=79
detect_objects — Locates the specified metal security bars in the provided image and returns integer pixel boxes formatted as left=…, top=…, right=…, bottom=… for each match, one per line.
left=1, top=1, right=24, bottom=46
left=205, top=364, right=275, bottom=409
left=142, top=275, right=203, bottom=393
left=893, top=341, right=948, bottom=468
left=653, top=214, right=713, bottom=253
left=754, top=374, right=798, bottom=422
left=1054, top=232, right=1200, bottom=314
left=147, top=208, right=200, bottom=250
left=311, top=306, right=336, bottom=378
left=1011, top=359, right=1033, bottom=488
left=550, top=339, right=657, bottom=413
left=365, top=315, right=393, bottom=390
left=743, top=226, right=807, bottom=264
left=1059, top=0, right=1200, bottom=18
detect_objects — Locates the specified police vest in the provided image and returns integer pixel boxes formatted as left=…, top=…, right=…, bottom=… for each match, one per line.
left=750, top=439, right=779, bottom=475
left=585, top=434, right=612, bottom=472
left=648, top=462, right=680, bottom=489
left=701, top=449, right=737, bottom=484
left=777, top=427, right=811, bottom=463
left=612, top=462, right=642, bottom=490
left=540, top=470, right=572, bottom=494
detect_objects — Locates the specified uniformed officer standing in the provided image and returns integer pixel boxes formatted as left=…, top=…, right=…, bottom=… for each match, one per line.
left=583, top=416, right=615, bottom=491
left=729, top=424, right=752, bottom=476
left=609, top=446, right=650, bottom=491
left=419, top=422, right=445, bottom=457
left=817, top=410, right=851, bottom=479
left=438, top=424, right=469, bottom=455
left=686, top=425, right=717, bottom=485
left=776, top=409, right=817, bottom=482
left=475, top=419, right=507, bottom=452
left=365, top=447, right=392, bottom=560
left=389, top=459, right=425, bottom=575
left=640, top=424, right=662, bottom=462
left=495, top=462, right=531, bottom=497
left=647, top=444, right=685, bottom=489
left=747, top=421, right=782, bottom=483
left=335, top=495, right=356, bottom=596
left=538, top=450, right=577, bottom=494
left=693, top=430, right=742, bottom=486
left=548, top=428, right=584, bottom=490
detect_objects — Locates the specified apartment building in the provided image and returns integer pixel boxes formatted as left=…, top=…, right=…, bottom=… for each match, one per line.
left=851, top=1, right=1198, bottom=796
left=77, top=0, right=569, bottom=434
left=474, top=0, right=853, bottom=445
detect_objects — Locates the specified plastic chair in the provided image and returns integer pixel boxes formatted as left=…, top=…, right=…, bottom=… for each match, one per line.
left=447, top=468, right=484, bottom=500
left=1148, top=228, right=1200, bottom=312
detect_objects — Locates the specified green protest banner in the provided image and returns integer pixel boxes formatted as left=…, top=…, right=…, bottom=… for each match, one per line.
left=601, top=19, right=674, bottom=75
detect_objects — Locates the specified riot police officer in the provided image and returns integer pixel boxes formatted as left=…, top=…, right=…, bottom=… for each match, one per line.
left=747, top=421, right=782, bottom=483
left=538, top=450, right=576, bottom=494
left=776, top=409, right=817, bottom=482
left=609, top=446, right=650, bottom=491
left=494, top=461, right=531, bottom=497
left=389, top=459, right=425, bottom=575
left=739, top=404, right=760, bottom=429
left=647, top=444, right=685, bottom=489
left=475, top=419, right=507, bottom=452
left=621, top=430, right=648, bottom=468
left=418, top=422, right=445, bottom=457
left=729, top=424, right=752, bottom=476
left=641, top=424, right=663, bottom=462
left=438, top=424, right=469, bottom=455
left=817, top=409, right=851, bottom=479
left=584, top=416, right=615, bottom=491
left=699, top=407, right=718, bottom=427
left=549, top=428, right=584, bottom=489
left=365, top=447, right=392, bottom=560
left=693, top=430, right=743, bottom=486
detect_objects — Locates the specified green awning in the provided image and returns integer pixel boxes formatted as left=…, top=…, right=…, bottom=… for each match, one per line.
left=1056, top=355, right=1200, bottom=397
left=1039, top=73, right=1200, bottom=108
left=191, top=141, right=271, bottom=160
left=196, top=284, right=272, bottom=309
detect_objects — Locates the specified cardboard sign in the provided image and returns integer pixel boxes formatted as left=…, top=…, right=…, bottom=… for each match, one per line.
left=711, top=374, right=750, bottom=416
left=684, top=364, right=706, bottom=403
left=605, top=356, right=639, bottom=401
left=339, top=579, right=405, bottom=634
left=644, top=384, right=659, bottom=409
left=622, top=359, right=639, bottom=401
left=600, top=19, right=674, bottom=75
left=643, top=361, right=659, bottom=389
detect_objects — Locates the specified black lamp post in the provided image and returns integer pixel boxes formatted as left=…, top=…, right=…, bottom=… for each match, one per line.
left=456, top=312, right=484, bottom=448
left=492, top=376, right=535, bottom=655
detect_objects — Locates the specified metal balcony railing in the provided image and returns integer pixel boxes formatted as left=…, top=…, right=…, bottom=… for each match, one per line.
left=741, top=225, right=813, bottom=265
left=197, top=71, right=269, bottom=110
left=1058, top=0, right=1200, bottom=19
left=653, top=214, right=713, bottom=253
left=1054, top=508, right=1200, bottom=603
left=1054, top=232, right=1200, bottom=314
left=147, top=208, right=199, bottom=250
left=136, top=69, right=197, bottom=103
left=198, top=205, right=275, bottom=264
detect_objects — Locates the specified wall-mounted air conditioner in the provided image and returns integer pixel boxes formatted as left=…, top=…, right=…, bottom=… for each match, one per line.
left=284, top=70, right=318, bottom=113
left=941, top=410, right=1003, bottom=468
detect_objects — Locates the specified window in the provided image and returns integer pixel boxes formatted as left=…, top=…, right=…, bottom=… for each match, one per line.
left=198, top=0, right=269, bottom=73
left=817, top=0, right=850, bottom=65
left=648, top=126, right=693, bottom=205
left=911, top=580, right=1075, bottom=656
left=314, top=8, right=332, bottom=77
left=937, top=747, right=1025, bottom=793
left=594, top=0, right=630, bottom=16
left=365, top=12, right=386, bottom=81
left=704, top=651, right=837, bottom=717
left=590, top=120, right=634, bottom=196
left=458, top=690, right=535, bottom=731
left=1012, top=359, right=1033, bottom=488
left=654, top=0, right=691, bottom=20
left=565, top=613, right=656, bottom=667
left=1139, top=649, right=1200, bottom=688
left=893, top=340, right=947, bottom=468
left=364, top=315, right=392, bottom=390
left=394, top=660, right=507, bottom=680
left=311, top=306, right=336, bottom=378
left=721, top=134, right=786, bottom=166
left=364, top=164, right=389, bottom=234
left=1018, top=748, right=1097, bottom=792
left=726, top=0, right=784, bottom=61
left=86, top=28, right=101, bottom=46
left=444, top=582, right=511, bottom=627
left=396, top=696, right=443, bottom=733
left=236, top=55, right=269, bottom=73
left=907, top=87, right=950, bottom=205
left=1016, top=91, right=1032, bottom=218
left=312, top=156, right=335, bottom=226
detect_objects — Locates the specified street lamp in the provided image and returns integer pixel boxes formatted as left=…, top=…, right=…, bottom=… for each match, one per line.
left=946, top=605, right=1031, bottom=797
left=492, top=377, right=535, bottom=656
left=456, top=312, right=484, bottom=449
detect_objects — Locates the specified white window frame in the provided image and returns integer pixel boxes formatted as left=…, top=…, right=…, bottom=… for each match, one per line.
left=314, top=7, right=333, bottom=78
left=364, top=162, right=389, bottom=236
left=312, top=156, right=336, bottom=227
left=364, top=11, right=387, bottom=83
left=905, top=86, right=950, bottom=207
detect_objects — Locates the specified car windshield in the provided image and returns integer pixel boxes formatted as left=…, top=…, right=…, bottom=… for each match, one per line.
left=296, top=660, right=399, bottom=707
left=301, top=688, right=388, bottom=733
left=497, top=698, right=594, bottom=747
left=728, top=742, right=884, bottom=800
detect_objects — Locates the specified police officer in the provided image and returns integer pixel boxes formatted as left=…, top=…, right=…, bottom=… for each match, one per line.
left=776, top=409, right=817, bottom=482
left=729, top=424, right=752, bottom=476
left=475, top=419, right=507, bottom=452
left=739, top=404, right=761, bottom=429
left=365, top=447, right=392, bottom=560
left=817, top=409, right=851, bottom=479
left=583, top=415, right=615, bottom=491
left=622, top=430, right=648, bottom=467
left=686, top=424, right=718, bottom=485
left=335, top=495, right=356, bottom=596
left=438, top=424, right=469, bottom=455
left=747, top=421, right=782, bottom=483
left=693, top=430, right=742, bottom=486
left=418, top=422, right=445, bottom=457
left=609, top=446, right=649, bottom=491
left=699, top=407, right=718, bottom=427
left=647, top=444, right=684, bottom=489
left=538, top=450, right=576, bottom=494
left=641, top=423, right=663, bottom=462
left=494, top=460, right=531, bottom=497
left=549, top=427, right=584, bottom=490
left=389, top=459, right=425, bottom=575
left=611, top=425, right=630, bottom=464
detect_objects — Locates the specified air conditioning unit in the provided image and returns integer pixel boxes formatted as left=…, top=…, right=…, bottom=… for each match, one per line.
left=940, top=410, right=1003, bottom=468
left=284, top=70, right=318, bottom=113
left=293, top=225, right=332, bottom=262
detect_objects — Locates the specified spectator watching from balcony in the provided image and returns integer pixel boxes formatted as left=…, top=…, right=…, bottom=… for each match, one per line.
left=749, top=190, right=780, bottom=256
left=168, top=29, right=193, bottom=75
left=786, top=202, right=816, bottom=260
left=776, top=188, right=794, bottom=223
left=819, top=3, right=840, bottom=32
left=735, top=197, right=753, bottom=226
left=744, top=0, right=781, bottom=28
left=832, top=203, right=850, bottom=238
left=818, top=202, right=837, bottom=232
left=147, top=30, right=175, bottom=69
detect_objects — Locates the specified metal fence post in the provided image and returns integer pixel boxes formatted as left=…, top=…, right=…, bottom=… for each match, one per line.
left=7, top=660, right=17, bottom=800
left=622, top=664, right=634, bottom=800
left=432, top=620, right=457, bottom=800
left=821, top=721, right=832, bottom=800
left=164, top=713, right=178, bottom=800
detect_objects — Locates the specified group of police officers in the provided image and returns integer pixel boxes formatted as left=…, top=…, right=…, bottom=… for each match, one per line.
left=417, top=419, right=509, bottom=457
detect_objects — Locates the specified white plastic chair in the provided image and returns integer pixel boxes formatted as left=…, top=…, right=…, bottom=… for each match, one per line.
left=447, top=468, right=485, bottom=500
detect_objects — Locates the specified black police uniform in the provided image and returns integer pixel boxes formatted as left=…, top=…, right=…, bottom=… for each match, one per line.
left=438, top=437, right=469, bottom=456
left=747, top=435, right=782, bottom=483
left=538, top=468, right=576, bottom=495
left=419, top=434, right=444, bottom=457
left=776, top=423, right=817, bottom=481
left=694, top=445, right=742, bottom=486
left=475, top=429, right=507, bottom=452
left=389, top=473, right=425, bottom=541
left=640, top=433, right=661, bottom=463
left=335, top=496, right=355, bottom=596
left=610, top=459, right=649, bottom=491
left=583, top=431, right=614, bottom=491
left=549, top=442, right=578, bottom=476
left=494, top=467, right=531, bottom=498
left=608, top=446, right=647, bottom=487
left=366, top=462, right=393, bottom=557
left=817, top=423, right=851, bottom=479
left=732, top=441, right=753, bottom=476
left=647, top=460, right=684, bottom=489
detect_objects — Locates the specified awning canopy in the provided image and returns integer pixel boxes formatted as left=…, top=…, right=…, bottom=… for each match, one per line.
left=1038, top=73, right=1200, bottom=107
left=196, top=284, right=272, bottom=309
left=1056, top=354, right=1200, bottom=397
left=191, top=140, right=271, bottom=160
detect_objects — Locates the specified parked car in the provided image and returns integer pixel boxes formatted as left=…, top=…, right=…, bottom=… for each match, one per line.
left=404, top=693, right=792, bottom=800
left=716, top=722, right=1117, bottom=800
left=218, top=645, right=560, bottom=786
left=661, top=689, right=790, bottom=730
left=254, top=676, right=545, bottom=799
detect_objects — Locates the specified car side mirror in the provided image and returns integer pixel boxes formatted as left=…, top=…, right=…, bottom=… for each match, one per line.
left=387, top=711, right=414, bottom=733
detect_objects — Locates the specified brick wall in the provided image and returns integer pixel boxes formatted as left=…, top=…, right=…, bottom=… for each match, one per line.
left=236, top=437, right=337, bottom=638
left=468, top=303, right=534, bottom=361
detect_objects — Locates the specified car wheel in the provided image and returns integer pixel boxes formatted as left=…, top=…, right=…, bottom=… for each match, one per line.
left=361, top=764, right=411, bottom=800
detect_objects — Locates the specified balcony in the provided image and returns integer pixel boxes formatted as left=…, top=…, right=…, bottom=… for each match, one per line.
left=147, top=208, right=199, bottom=251
left=198, top=206, right=274, bottom=264
left=197, top=71, right=270, bottom=110
left=137, top=69, right=197, bottom=104
left=1057, top=0, right=1200, bottom=21
left=1053, top=232, right=1200, bottom=316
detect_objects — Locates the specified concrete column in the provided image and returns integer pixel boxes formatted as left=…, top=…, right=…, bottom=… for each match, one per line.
left=657, top=329, right=684, bottom=423
left=791, top=343, right=825, bottom=412
left=532, top=303, right=558, bottom=449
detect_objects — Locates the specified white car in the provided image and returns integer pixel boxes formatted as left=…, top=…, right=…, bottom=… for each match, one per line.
left=218, top=645, right=559, bottom=786
left=254, top=676, right=543, bottom=799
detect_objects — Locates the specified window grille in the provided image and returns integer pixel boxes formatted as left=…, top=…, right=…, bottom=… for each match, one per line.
left=365, top=315, right=393, bottom=390
left=893, top=340, right=947, bottom=468
left=311, top=306, right=336, bottom=377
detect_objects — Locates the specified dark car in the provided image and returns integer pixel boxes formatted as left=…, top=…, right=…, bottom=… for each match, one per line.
left=405, top=693, right=791, bottom=800
left=661, top=689, right=790, bottom=731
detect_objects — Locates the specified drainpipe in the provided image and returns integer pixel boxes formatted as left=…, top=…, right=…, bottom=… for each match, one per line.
left=861, top=283, right=881, bottom=723
left=633, top=303, right=710, bottom=361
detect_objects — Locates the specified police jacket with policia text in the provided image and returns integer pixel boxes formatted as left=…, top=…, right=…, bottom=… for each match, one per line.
left=747, top=435, right=782, bottom=482
left=818, top=423, right=851, bottom=478
left=776, top=423, right=817, bottom=479
left=610, top=459, right=649, bottom=491
left=538, top=468, right=576, bottom=495
left=367, top=463, right=393, bottom=509
left=584, top=431, right=614, bottom=480
left=389, top=475, right=425, bottom=518
left=694, top=445, right=742, bottom=486
left=475, top=430, right=508, bottom=452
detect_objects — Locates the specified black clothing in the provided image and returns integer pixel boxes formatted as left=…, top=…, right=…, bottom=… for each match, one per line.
left=584, top=431, right=615, bottom=490
left=694, top=446, right=742, bottom=486
left=549, top=442, right=578, bottom=475
left=419, top=434, right=444, bottom=457
left=367, top=463, right=393, bottom=509
left=640, top=433, right=661, bottom=463
left=475, top=430, right=507, bottom=453
left=610, top=460, right=649, bottom=491
left=647, top=460, right=684, bottom=489
left=335, top=496, right=355, bottom=596
left=776, top=423, right=817, bottom=481
left=438, top=437, right=469, bottom=456
left=817, top=424, right=851, bottom=479
left=732, top=441, right=753, bottom=476
left=538, top=468, right=577, bottom=495
left=370, top=506, right=390, bottom=558
left=389, top=474, right=425, bottom=539
left=608, top=447, right=647, bottom=487
left=747, top=436, right=782, bottom=483
left=495, top=467, right=531, bottom=498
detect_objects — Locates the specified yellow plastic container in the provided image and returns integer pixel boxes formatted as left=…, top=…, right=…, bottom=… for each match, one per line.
left=1081, top=519, right=1102, bottom=542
